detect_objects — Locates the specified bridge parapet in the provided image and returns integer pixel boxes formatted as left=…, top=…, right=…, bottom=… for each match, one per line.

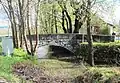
left=38, top=34, right=80, bottom=53
left=36, top=34, right=115, bottom=53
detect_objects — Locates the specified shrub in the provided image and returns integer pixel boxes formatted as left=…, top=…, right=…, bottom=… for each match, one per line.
left=0, top=42, right=2, bottom=54
left=74, top=71, right=120, bottom=83
left=13, top=48, right=28, bottom=59
left=79, top=42, right=120, bottom=64
left=0, top=45, right=2, bottom=54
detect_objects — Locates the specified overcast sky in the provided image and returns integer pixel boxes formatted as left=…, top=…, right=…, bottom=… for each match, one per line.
left=115, top=5, right=120, bottom=24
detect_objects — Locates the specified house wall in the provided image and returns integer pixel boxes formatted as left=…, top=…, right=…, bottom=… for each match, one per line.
left=79, top=27, right=87, bottom=34
left=108, top=26, right=113, bottom=35
left=79, top=25, right=113, bottom=35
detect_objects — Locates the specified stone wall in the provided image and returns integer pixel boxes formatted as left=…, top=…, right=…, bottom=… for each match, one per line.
left=26, top=34, right=115, bottom=58
left=27, top=34, right=115, bottom=53
left=38, top=34, right=80, bottom=53
left=37, top=34, right=114, bottom=53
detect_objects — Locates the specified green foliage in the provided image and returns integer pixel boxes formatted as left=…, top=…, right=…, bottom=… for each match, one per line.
left=0, top=45, right=2, bottom=54
left=12, top=48, right=39, bottom=64
left=13, top=48, right=28, bottom=59
left=79, top=42, right=120, bottom=63
left=75, top=67, right=120, bottom=83
left=91, top=13, right=111, bottom=35
left=0, top=56, right=25, bottom=82
left=100, top=25, right=109, bottom=35
left=89, top=67, right=117, bottom=78
left=0, top=42, right=2, bottom=54
left=28, top=56, right=39, bottom=65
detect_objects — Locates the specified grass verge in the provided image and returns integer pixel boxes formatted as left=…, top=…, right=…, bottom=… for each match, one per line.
left=0, top=56, right=120, bottom=82
left=39, top=59, right=87, bottom=78
left=38, top=59, right=120, bottom=82
left=0, top=56, right=26, bottom=82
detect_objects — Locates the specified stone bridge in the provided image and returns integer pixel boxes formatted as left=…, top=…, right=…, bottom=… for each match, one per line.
left=28, top=34, right=114, bottom=58
left=38, top=34, right=82, bottom=53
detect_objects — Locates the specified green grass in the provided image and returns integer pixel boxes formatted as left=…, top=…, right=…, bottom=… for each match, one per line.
left=0, top=56, right=25, bottom=82
left=39, top=59, right=87, bottom=78
left=89, top=67, right=119, bottom=78
left=115, top=40, right=120, bottom=43
left=38, top=59, right=120, bottom=79
left=82, top=42, right=120, bottom=46
left=0, top=56, right=120, bottom=82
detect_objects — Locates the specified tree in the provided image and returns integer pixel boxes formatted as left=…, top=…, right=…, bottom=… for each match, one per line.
left=0, top=0, right=19, bottom=48
left=38, top=0, right=92, bottom=34
left=86, top=0, right=94, bottom=66
left=0, top=0, right=40, bottom=56
left=17, top=0, right=40, bottom=56
left=70, top=0, right=88, bottom=33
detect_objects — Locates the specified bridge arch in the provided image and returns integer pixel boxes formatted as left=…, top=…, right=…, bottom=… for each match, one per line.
left=35, top=34, right=114, bottom=58
left=36, top=44, right=74, bottom=59
left=49, top=45, right=74, bottom=58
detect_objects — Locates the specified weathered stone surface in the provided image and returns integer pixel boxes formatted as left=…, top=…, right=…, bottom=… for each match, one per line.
left=38, top=34, right=80, bottom=53
left=30, top=34, right=115, bottom=58
left=37, top=46, right=50, bottom=58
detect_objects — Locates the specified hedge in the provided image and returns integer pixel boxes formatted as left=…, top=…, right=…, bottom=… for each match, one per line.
left=78, top=42, right=120, bottom=64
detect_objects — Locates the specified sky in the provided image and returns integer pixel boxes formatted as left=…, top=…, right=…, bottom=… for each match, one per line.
left=99, top=5, right=120, bottom=25
left=0, top=0, right=120, bottom=27
left=115, top=5, right=120, bottom=24
left=93, top=0, right=120, bottom=25
left=0, top=5, right=8, bottom=27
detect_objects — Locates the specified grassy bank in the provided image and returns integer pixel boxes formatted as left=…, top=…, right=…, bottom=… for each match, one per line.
left=0, top=56, right=26, bottom=82
left=39, top=59, right=87, bottom=78
left=0, top=56, right=120, bottom=82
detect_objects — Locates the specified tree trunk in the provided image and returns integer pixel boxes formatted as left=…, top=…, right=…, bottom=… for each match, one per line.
left=7, top=0, right=18, bottom=48
left=86, top=0, right=94, bottom=66
left=12, top=12, right=18, bottom=48
left=73, top=15, right=83, bottom=33
left=62, top=10, right=67, bottom=33
left=27, top=0, right=34, bottom=56
left=33, top=0, right=40, bottom=53
left=18, top=0, right=30, bottom=54
left=10, top=22, right=16, bottom=48
left=19, top=25, right=23, bottom=48
left=64, top=10, right=72, bottom=33
left=54, top=10, right=58, bottom=33
left=65, top=17, right=69, bottom=32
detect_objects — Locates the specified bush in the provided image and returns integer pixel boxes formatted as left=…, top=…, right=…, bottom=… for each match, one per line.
left=0, top=42, right=2, bottom=54
left=74, top=71, right=120, bottom=83
left=0, top=56, right=25, bottom=82
left=79, top=42, right=120, bottom=64
left=0, top=45, right=2, bottom=54
left=13, top=48, right=28, bottom=59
